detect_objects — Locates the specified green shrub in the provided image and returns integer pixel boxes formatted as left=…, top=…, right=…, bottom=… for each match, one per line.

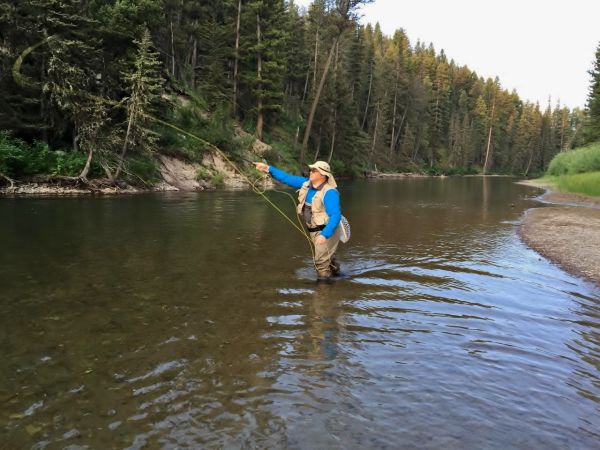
left=422, top=165, right=444, bottom=176
left=211, top=172, right=224, bottom=187
left=0, top=131, right=27, bottom=175
left=195, top=166, right=212, bottom=182
left=163, top=100, right=253, bottom=163
left=547, top=143, right=600, bottom=176
left=0, top=131, right=101, bottom=177
left=53, top=151, right=96, bottom=176
left=126, top=156, right=160, bottom=185
left=234, top=134, right=255, bottom=154
left=444, top=166, right=479, bottom=176
left=158, top=95, right=212, bottom=161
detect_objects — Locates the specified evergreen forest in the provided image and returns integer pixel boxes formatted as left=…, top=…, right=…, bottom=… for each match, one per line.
left=1, top=0, right=600, bottom=185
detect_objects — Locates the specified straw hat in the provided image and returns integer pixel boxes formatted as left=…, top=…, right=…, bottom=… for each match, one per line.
left=308, top=161, right=337, bottom=188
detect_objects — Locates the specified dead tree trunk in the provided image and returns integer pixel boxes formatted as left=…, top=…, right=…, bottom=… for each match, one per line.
left=328, top=41, right=340, bottom=163
left=482, top=97, right=496, bottom=174
left=79, top=146, right=94, bottom=181
left=302, top=60, right=310, bottom=104
left=328, top=109, right=337, bottom=163
left=114, top=106, right=135, bottom=180
left=370, top=102, right=380, bottom=158
left=313, top=125, right=323, bottom=161
left=389, top=64, right=399, bottom=158
left=412, top=132, right=422, bottom=162
left=524, top=146, right=535, bottom=177
left=392, top=106, right=408, bottom=153
left=312, top=29, right=319, bottom=94
left=361, top=64, right=373, bottom=130
left=191, top=37, right=197, bottom=89
left=301, top=37, right=338, bottom=166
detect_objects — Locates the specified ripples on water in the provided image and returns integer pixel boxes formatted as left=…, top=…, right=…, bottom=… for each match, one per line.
left=1, top=178, right=599, bottom=448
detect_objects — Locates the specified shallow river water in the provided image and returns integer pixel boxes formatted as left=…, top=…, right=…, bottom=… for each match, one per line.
left=1, top=177, right=599, bottom=449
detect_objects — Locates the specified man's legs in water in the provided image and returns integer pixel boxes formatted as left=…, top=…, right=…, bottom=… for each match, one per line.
left=329, top=258, right=341, bottom=276
left=312, top=227, right=341, bottom=280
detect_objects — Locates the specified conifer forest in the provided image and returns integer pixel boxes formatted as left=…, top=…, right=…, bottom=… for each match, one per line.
left=1, top=0, right=599, bottom=184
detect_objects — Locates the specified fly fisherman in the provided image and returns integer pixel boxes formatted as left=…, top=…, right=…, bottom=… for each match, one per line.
left=254, top=161, right=342, bottom=281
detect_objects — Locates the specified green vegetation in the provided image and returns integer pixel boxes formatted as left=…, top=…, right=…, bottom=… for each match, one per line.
left=547, top=143, right=600, bottom=176
left=0, top=132, right=102, bottom=178
left=544, top=143, right=600, bottom=197
left=211, top=172, right=225, bottom=187
left=110, top=28, right=165, bottom=182
left=555, top=172, right=600, bottom=197
left=126, top=156, right=161, bottom=185
left=583, top=43, right=600, bottom=143
left=195, top=166, right=212, bottom=183
left=1, top=1, right=600, bottom=189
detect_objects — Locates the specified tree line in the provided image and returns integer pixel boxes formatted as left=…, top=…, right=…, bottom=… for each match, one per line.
left=1, top=0, right=599, bottom=184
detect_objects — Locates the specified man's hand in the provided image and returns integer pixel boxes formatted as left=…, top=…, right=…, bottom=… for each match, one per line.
left=254, top=162, right=270, bottom=174
left=315, top=235, right=327, bottom=246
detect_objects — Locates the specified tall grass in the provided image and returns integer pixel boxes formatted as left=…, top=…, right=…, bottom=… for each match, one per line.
left=555, top=172, right=600, bottom=197
left=547, top=142, right=600, bottom=176
left=544, top=142, right=600, bottom=197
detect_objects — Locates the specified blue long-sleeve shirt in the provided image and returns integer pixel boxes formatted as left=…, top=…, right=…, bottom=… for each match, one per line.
left=269, top=166, right=341, bottom=239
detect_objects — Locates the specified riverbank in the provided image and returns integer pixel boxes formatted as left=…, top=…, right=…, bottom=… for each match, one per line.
left=0, top=121, right=277, bottom=196
left=0, top=151, right=274, bottom=196
left=519, top=180, right=600, bottom=286
left=364, top=171, right=429, bottom=178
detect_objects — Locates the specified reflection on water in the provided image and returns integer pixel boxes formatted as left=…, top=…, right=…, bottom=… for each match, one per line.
left=1, top=178, right=599, bottom=448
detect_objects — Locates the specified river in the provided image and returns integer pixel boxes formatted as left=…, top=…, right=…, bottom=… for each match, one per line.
left=1, top=177, right=599, bottom=448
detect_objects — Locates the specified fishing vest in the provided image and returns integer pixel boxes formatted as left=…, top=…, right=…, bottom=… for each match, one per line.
left=296, top=181, right=336, bottom=227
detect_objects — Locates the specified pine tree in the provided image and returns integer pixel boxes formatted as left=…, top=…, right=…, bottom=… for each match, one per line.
left=282, top=1, right=309, bottom=99
left=239, top=0, right=285, bottom=140
left=2, top=0, right=102, bottom=146
left=300, top=0, right=374, bottom=166
left=202, top=2, right=237, bottom=105
left=0, top=2, right=42, bottom=134
left=539, top=99, right=554, bottom=171
left=429, top=58, right=451, bottom=166
left=113, top=28, right=164, bottom=180
left=386, top=29, right=409, bottom=159
left=583, top=42, right=600, bottom=143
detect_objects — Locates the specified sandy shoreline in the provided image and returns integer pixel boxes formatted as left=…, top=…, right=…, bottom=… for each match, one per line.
left=519, top=180, right=600, bottom=286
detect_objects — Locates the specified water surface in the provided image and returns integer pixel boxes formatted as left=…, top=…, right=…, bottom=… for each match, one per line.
left=1, top=177, right=599, bottom=448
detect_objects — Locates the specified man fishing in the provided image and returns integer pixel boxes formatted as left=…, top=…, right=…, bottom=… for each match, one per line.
left=254, top=161, right=342, bottom=281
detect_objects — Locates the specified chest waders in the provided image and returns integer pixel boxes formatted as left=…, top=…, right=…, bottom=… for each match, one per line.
left=296, top=181, right=341, bottom=279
